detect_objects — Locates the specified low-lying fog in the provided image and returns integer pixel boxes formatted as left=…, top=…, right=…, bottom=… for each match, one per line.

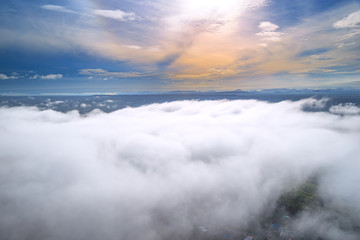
left=0, top=99, right=359, bottom=240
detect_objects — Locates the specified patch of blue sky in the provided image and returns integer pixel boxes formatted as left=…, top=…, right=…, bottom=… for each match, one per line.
left=263, top=0, right=355, bottom=28
left=0, top=47, right=141, bottom=77
left=0, top=0, right=359, bottom=93
left=297, top=48, right=331, bottom=58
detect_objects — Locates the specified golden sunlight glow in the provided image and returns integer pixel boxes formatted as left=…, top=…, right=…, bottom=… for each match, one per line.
left=179, top=0, right=242, bottom=19
left=85, top=0, right=327, bottom=83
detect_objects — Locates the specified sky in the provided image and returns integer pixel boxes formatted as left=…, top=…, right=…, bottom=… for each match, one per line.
left=0, top=0, right=360, bottom=94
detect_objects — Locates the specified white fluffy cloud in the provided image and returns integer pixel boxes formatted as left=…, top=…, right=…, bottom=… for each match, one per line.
left=258, top=21, right=279, bottom=32
left=122, top=44, right=142, bottom=50
left=0, top=99, right=359, bottom=239
left=0, top=73, right=62, bottom=80
left=41, top=5, right=76, bottom=14
left=257, top=21, right=284, bottom=41
left=329, top=103, right=360, bottom=115
left=93, top=9, right=136, bottom=21
left=0, top=73, right=17, bottom=80
left=41, top=74, right=63, bottom=79
left=79, top=68, right=143, bottom=78
left=33, top=74, right=63, bottom=79
left=334, top=10, right=360, bottom=28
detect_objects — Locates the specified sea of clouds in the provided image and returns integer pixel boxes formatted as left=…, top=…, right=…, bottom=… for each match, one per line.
left=0, top=99, right=359, bottom=240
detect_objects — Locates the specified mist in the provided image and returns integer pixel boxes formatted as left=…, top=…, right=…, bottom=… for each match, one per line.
left=0, top=99, right=359, bottom=240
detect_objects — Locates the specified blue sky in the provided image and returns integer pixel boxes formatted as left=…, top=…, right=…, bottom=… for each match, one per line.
left=0, top=0, right=360, bottom=94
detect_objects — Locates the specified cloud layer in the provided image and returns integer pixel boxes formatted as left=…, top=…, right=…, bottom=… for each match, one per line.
left=0, top=99, right=359, bottom=239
